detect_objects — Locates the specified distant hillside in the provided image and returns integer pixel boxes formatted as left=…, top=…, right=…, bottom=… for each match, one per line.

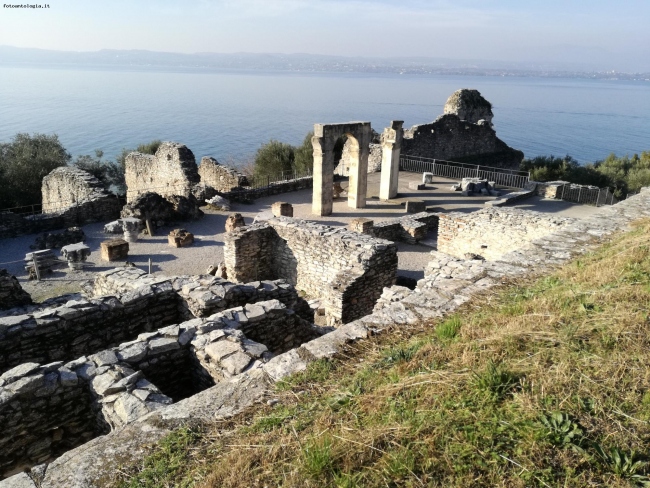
left=1, top=45, right=648, bottom=80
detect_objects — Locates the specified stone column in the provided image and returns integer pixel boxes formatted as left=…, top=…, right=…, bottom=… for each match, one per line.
left=379, top=121, right=404, bottom=200
left=60, top=243, right=91, bottom=270
left=347, top=122, right=372, bottom=209
left=312, top=125, right=334, bottom=216
left=120, top=218, right=142, bottom=243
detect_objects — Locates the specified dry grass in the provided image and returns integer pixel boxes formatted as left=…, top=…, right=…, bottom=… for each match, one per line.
left=115, top=220, right=650, bottom=488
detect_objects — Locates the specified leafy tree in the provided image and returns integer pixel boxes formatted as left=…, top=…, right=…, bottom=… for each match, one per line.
left=0, top=133, right=70, bottom=208
left=73, top=150, right=122, bottom=191
left=294, top=131, right=314, bottom=174
left=253, top=140, right=295, bottom=178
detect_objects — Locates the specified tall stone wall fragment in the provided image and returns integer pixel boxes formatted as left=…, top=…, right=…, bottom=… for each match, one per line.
left=379, top=120, right=403, bottom=200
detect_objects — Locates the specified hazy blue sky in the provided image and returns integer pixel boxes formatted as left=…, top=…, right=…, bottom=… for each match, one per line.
left=1, top=0, right=649, bottom=71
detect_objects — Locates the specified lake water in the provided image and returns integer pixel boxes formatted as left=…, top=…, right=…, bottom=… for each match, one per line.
left=1, top=65, right=649, bottom=166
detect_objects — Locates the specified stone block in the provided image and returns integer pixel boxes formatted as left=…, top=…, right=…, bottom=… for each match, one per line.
left=225, top=213, right=246, bottom=232
left=100, top=239, right=129, bottom=261
left=422, top=172, right=434, bottom=184
left=349, top=218, right=374, bottom=235
left=408, top=181, right=426, bottom=190
left=271, top=202, right=293, bottom=217
left=405, top=200, right=426, bottom=213
left=168, top=229, right=194, bottom=248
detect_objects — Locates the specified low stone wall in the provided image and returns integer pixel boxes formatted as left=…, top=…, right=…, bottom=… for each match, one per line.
left=437, top=207, right=575, bottom=260
left=0, top=269, right=32, bottom=310
left=92, top=268, right=313, bottom=321
left=0, top=283, right=182, bottom=375
left=0, top=299, right=320, bottom=478
left=224, top=217, right=397, bottom=325
left=222, top=176, right=313, bottom=203
left=0, top=196, right=121, bottom=240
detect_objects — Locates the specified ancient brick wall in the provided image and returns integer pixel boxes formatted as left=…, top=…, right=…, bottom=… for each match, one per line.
left=402, top=114, right=524, bottom=169
left=224, top=218, right=397, bottom=325
left=197, top=157, right=249, bottom=193
left=124, top=142, right=200, bottom=203
left=0, top=299, right=319, bottom=478
left=437, top=208, right=575, bottom=261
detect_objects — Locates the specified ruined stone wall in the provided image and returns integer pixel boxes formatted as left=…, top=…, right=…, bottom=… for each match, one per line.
left=0, top=283, right=182, bottom=375
left=443, top=89, right=494, bottom=125
left=437, top=208, right=575, bottom=261
left=0, top=299, right=319, bottom=478
left=0, top=269, right=32, bottom=310
left=41, top=167, right=120, bottom=220
left=124, top=142, right=200, bottom=203
left=402, top=114, right=524, bottom=169
left=224, top=218, right=397, bottom=325
left=197, top=157, right=249, bottom=193
left=335, top=142, right=382, bottom=176
left=371, top=212, right=439, bottom=244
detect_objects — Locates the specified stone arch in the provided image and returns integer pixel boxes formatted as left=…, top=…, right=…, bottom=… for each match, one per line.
left=311, top=122, right=372, bottom=216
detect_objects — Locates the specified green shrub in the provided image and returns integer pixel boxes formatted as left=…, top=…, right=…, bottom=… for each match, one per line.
left=294, top=131, right=314, bottom=174
left=0, top=133, right=70, bottom=207
left=253, top=140, right=295, bottom=178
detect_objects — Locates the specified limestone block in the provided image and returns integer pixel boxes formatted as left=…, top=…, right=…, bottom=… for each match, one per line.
left=271, top=202, right=293, bottom=218
left=225, top=213, right=246, bottom=232
left=100, top=239, right=129, bottom=261
left=349, top=218, right=374, bottom=235
left=168, top=229, right=194, bottom=248
left=104, top=220, right=123, bottom=234
left=408, top=181, right=426, bottom=190
left=422, top=172, right=434, bottom=184
left=405, top=200, right=426, bottom=213
left=119, top=217, right=143, bottom=243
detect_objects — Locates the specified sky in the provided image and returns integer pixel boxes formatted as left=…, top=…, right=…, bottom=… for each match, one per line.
left=1, top=0, right=649, bottom=72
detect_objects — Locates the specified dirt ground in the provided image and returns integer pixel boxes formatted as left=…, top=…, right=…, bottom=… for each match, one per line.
left=0, top=172, right=600, bottom=302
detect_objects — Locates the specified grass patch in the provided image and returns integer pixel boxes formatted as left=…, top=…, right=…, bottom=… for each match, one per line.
left=113, top=219, right=650, bottom=487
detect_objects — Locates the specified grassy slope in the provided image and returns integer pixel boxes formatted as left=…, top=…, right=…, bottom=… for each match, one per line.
left=115, top=220, right=650, bottom=488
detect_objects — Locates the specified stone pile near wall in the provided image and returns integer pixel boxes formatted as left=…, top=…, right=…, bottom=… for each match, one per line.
left=335, top=142, right=382, bottom=176
left=224, top=217, right=397, bottom=325
left=0, top=299, right=320, bottom=479
left=372, top=211, right=439, bottom=244
left=437, top=207, right=575, bottom=261
left=6, top=189, right=650, bottom=487
left=0, top=269, right=32, bottom=310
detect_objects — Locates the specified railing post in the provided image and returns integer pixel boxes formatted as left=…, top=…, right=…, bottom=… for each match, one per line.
left=476, top=166, right=480, bottom=178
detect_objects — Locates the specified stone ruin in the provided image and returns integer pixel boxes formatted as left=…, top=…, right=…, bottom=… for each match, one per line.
left=198, top=156, right=249, bottom=193
left=0, top=269, right=32, bottom=310
left=311, top=122, right=372, bottom=215
left=4, top=187, right=650, bottom=485
left=444, top=88, right=494, bottom=126
left=124, top=142, right=201, bottom=203
left=223, top=217, right=398, bottom=325
left=402, top=89, right=523, bottom=169
left=41, top=166, right=120, bottom=220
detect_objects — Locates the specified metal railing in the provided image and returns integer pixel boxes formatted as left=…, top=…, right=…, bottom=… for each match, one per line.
left=557, top=184, right=619, bottom=207
left=244, top=169, right=313, bottom=191
left=399, top=154, right=530, bottom=189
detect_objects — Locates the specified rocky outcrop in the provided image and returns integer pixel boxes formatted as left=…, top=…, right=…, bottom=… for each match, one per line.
left=0, top=269, right=32, bottom=310
left=443, top=88, right=494, bottom=126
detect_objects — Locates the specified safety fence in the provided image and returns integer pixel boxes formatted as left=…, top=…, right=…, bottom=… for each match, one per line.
left=399, top=154, right=530, bottom=189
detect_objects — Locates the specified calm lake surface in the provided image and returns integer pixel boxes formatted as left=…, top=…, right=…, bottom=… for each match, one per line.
left=1, top=65, right=649, bottom=165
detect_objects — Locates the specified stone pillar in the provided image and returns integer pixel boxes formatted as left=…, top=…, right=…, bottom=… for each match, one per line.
left=379, top=121, right=403, bottom=200
left=347, top=123, right=372, bottom=209
left=312, top=126, right=334, bottom=216
left=60, top=243, right=91, bottom=270
left=120, top=218, right=142, bottom=243
left=271, top=202, right=293, bottom=217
